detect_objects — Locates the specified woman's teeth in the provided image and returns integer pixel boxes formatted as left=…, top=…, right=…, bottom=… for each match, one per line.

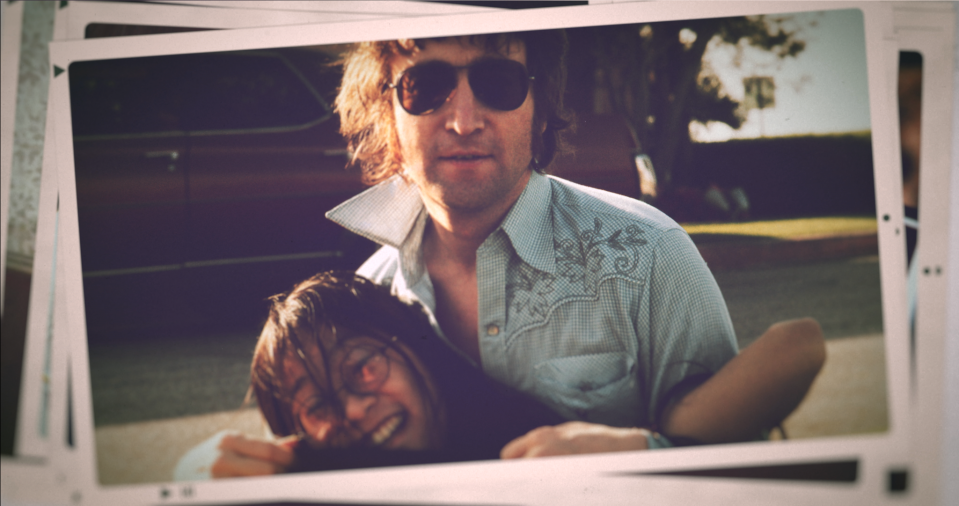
left=371, top=413, right=404, bottom=445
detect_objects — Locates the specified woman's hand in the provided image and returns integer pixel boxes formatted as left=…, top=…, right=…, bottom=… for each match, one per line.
left=210, top=433, right=297, bottom=478
left=500, top=421, right=650, bottom=459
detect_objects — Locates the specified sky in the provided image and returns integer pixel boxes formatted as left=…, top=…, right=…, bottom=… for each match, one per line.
left=690, top=9, right=872, bottom=142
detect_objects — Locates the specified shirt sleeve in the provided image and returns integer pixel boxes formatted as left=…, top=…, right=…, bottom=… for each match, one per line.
left=644, top=227, right=738, bottom=425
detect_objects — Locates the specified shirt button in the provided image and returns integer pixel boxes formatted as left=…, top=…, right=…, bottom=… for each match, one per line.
left=486, top=324, right=500, bottom=336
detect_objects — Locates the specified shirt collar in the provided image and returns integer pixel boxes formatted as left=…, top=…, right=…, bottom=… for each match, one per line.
left=326, top=175, right=429, bottom=283
left=326, top=170, right=556, bottom=277
left=498, top=170, right=555, bottom=274
left=326, top=174, right=423, bottom=248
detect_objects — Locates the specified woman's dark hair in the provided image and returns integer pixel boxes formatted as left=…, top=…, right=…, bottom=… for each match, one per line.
left=251, top=272, right=441, bottom=446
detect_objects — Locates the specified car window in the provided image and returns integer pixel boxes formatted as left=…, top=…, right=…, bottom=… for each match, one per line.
left=184, top=52, right=329, bottom=133
left=70, top=51, right=330, bottom=138
left=70, top=56, right=191, bottom=137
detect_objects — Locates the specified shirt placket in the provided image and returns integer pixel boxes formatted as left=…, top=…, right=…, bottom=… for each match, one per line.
left=475, top=230, right=511, bottom=386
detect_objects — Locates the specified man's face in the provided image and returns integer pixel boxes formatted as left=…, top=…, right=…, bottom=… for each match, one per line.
left=284, top=330, right=440, bottom=450
left=389, top=38, right=537, bottom=214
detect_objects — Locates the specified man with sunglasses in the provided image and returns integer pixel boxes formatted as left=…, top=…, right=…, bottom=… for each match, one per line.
left=327, top=31, right=738, bottom=456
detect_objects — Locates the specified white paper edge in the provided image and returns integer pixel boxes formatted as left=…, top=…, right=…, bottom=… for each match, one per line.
left=59, top=0, right=489, bottom=40
left=11, top=84, right=61, bottom=460
left=44, top=2, right=913, bottom=505
left=145, top=0, right=500, bottom=16
left=891, top=4, right=957, bottom=506
left=940, top=7, right=959, bottom=506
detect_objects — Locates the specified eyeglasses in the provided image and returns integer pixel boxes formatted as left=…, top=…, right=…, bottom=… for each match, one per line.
left=388, top=58, right=534, bottom=116
left=338, top=342, right=392, bottom=395
left=297, top=342, right=393, bottom=424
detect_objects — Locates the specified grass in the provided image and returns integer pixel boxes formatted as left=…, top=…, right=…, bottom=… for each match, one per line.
left=692, top=129, right=872, bottom=143
left=681, top=216, right=878, bottom=241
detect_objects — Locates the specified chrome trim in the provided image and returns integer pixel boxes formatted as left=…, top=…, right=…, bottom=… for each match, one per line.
left=82, top=250, right=344, bottom=278
left=72, top=51, right=333, bottom=142
left=73, top=114, right=330, bottom=142
left=144, top=150, right=179, bottom=160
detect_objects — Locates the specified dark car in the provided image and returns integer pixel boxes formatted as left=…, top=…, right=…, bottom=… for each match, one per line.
left=70, top=48, right=646, bottom=333
left=71, top=48, right=363, bottom=273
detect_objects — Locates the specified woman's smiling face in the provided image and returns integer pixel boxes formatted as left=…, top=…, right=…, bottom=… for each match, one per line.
left=283, top=329, right=442, bottom=451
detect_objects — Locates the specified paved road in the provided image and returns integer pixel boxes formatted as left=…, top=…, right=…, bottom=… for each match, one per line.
left=88, top=255, right=885, bottom=426
left=715, top=255, right=883, bottom=347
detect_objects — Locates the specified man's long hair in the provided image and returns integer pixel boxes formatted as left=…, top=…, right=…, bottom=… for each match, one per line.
left=335, top=30, right=574, bottom=186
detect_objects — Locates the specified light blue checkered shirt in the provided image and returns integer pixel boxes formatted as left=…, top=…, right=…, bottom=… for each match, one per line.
left=327, top=171, right=737, bottom=431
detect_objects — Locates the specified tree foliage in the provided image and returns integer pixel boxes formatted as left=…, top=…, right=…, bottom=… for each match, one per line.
left=565, top=15, right=806, bottom=189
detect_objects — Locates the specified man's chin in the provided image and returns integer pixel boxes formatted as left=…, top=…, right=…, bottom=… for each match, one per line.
left=428, top=180, right=519, bottom=213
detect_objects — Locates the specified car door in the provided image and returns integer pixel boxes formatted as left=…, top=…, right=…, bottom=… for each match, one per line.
left=70, top=55, right=190, bottom=274
left=182, top=50, right=365, bottom=267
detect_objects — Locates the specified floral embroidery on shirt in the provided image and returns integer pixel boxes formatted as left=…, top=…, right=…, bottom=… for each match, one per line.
left=555, top=218, right=647, bottom=293
left=506, top=217, right=647, bottom=320
left=506, top=263, right=556, bottom=319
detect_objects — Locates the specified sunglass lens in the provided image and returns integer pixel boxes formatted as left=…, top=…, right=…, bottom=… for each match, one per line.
left=399, top=62, right=457, bottom=115
left=469, top=59, right=530, bottom=112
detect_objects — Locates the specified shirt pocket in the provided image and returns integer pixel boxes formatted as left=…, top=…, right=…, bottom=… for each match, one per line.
left=533, top=353, right=640, bottom=427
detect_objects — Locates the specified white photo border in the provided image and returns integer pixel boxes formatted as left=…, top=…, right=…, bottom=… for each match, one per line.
left=143, top=0, right=500, bottom=17
left=56, top=0, right=497, bottom=41
left=47, top=2, right=913, bottom=505
left=891, top=4, right=957, bottom=506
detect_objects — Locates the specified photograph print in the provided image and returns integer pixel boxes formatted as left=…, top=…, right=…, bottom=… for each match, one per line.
left=46, top=3, right=906, bottom=504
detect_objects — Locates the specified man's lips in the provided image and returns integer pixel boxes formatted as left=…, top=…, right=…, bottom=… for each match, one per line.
left=438, top=152, right=492, bottom=162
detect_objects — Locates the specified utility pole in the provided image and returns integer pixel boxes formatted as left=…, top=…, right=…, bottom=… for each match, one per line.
left=744, top=76, right=776, bottom=138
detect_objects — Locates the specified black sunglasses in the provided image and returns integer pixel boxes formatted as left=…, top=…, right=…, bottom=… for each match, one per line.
left=388, top=58, right=534, bottom=116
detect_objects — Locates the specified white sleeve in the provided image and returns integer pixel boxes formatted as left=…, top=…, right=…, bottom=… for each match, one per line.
left=172, top=430, right=236, bottom=482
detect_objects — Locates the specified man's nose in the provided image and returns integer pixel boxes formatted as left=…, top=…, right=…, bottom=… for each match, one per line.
left=342, top=391, right=376, bottom=422
left=444, top=73, right=485, bottom=136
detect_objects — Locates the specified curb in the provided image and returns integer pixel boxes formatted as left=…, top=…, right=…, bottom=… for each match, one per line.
left=695, top=234, right=879, bottom=271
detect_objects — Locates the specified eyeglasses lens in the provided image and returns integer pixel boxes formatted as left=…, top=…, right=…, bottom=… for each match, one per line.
left=294, top=344, right=393, bottom=435
left=342, top=346, right=390, bottom=394
left=396, top=59, right=530, bottom=116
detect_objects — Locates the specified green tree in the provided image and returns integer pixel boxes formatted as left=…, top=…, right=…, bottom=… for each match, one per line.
left=565, top=15, right=806, bottom=191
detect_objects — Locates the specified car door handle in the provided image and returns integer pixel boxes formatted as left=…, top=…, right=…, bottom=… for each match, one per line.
left=145, top=150, right=179, bottom=160
left=145, top=150, right=179, bottom=172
